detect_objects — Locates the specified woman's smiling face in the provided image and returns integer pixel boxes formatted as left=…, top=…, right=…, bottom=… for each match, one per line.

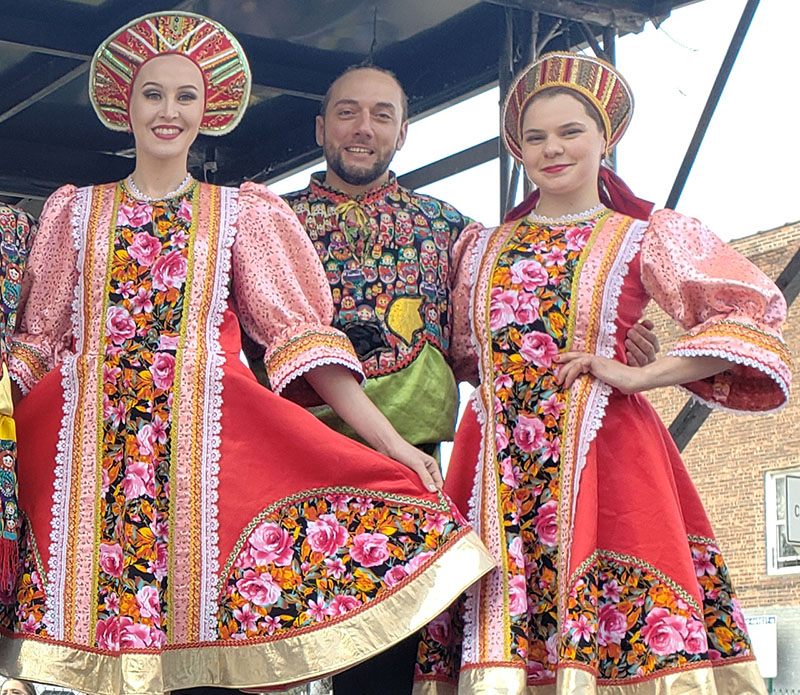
left=128, top=54, right=205, bottom=164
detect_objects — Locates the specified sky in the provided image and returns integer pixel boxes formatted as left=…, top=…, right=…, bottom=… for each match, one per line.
left=271, top=0, right=800, bottom=242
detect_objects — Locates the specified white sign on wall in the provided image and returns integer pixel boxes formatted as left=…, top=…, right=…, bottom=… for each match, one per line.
left=787, top=475, right=800, bottom=544
left=745, top=616, right=777, bottom=679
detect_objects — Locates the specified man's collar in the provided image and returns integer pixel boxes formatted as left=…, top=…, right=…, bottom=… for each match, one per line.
left=308, top=171, right=399, bottom=204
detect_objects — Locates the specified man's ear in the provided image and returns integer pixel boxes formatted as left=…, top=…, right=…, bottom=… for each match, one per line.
left=396, top=120, right=409, bottom=151
left=315, top=115, right=325, bottom=147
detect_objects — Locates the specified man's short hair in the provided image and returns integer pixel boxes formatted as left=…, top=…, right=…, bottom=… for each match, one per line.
left=319, top=65, right=409, bottom=122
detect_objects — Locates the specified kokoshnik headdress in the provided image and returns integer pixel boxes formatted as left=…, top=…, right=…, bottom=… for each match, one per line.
left=90, top=11, right=251, bottom=135
left=501, top=51, right=652, bottom=221
left=502, top=51, right=633, bottom=161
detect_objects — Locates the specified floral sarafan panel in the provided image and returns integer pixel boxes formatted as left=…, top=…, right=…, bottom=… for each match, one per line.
left=95, top=187, right=193, bottom=650
left=218, top=491, right=462, bottom=639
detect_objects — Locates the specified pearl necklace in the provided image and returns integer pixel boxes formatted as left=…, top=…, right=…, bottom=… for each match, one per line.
left=526, top=203, right=607, bottom=224
left=124, top=173, right=194, bottom=203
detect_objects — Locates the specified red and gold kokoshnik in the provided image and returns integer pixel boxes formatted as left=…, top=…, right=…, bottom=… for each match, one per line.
left=89, top=11, right=251, bottom=135
left=502, top=51, right=633, bottom=161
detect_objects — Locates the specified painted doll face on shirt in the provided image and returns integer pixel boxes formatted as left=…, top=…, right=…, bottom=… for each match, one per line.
left=520, top=92, right=606, bottom=207
left=128, top=54, right=205, bottom=166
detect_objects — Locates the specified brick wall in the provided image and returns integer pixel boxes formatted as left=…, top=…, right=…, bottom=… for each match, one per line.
left=642, top=220, right=800, bottom=608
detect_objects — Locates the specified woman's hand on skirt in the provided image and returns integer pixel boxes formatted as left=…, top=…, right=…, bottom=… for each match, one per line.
left=382, top=438, right=444, bottom=493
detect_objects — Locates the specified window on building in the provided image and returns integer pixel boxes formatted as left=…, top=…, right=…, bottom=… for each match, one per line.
left=765, top=468, right=800, bottom=574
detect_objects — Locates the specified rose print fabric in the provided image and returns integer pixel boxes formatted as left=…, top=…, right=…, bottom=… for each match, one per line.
left=0, top=181, right=492, bottom=695
left=414, top=209, right=785, bottom=695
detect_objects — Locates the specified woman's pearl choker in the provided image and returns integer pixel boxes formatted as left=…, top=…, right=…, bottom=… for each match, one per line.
left=124, top=172, right=194, bottom=203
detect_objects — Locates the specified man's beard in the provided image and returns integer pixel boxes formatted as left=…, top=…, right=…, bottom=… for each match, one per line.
left=325, top=143, right=394, bottom=187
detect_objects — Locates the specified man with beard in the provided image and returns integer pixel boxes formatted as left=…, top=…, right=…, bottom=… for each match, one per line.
left=247, top=65, right=658, bottom=695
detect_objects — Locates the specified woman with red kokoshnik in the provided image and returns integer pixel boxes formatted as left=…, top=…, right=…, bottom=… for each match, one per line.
left=0, top=12, right=493, bottom=694
left=414, top=52, right=791, bottom=695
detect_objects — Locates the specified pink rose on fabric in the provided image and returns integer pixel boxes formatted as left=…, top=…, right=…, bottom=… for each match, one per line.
left=151, top=352, right=176, bottom=391
left=508, top=574, right=528, bottom=616
left=236, top=569, right=281, bottom=606
left=117, top=202, right=153, bottom=228
left=99, top=543, right=124, bottom=578
left=326, top=594, right=361, bottom=617
left=597, top=603, right=627, bottom=646
left=545, top=632, right=559, bottom=664
left=177, top=197, right=193, bottom=223
left=151, top=249, right=188, bottom=292
left=708, top=648, right=722, bottom=662
left=533, top=499, right=558, bottom=547
left=427, top=613, right=452, bottom=646
left=95, top=615, right=122, bottom=651
left=565, top=225, right=592, bottom=251
left=106, top=306, right=136, bottom=346
left=500, top=457, right=521, bottom=488
left=527, top=661, right=553, bottom=682
left=508, top=536, right=526, bottom=572
left=513, top=414, right=546, bottom=453
left=350, top=532, right=390, bottom=568
left=407, top=551, right=435, bottom=575
left=121, top=621, right=165, bottom=648
left=684, top=619, right=708, bottom=654
left=158, top=334, right=180, bottom=351
left=641, top=607, right=687, bottom=656
left=123, top=459, right=155, bottom=498
left=248, top=522, right=294, bottom=567
left=306, top=514, right=349, bottom=556
left=514, top=292, right=541, bottom=324
left=128, top=232, right=162, bottom=267
left=147, top=541, right=168, bottom=581
left=135, top=425, right=158, bottom=460
left=489, top=288, right=519, bottom=331
left=510, top=259, right=549, bottom=291
left=384, top=565, right=408, bottom=588
left=136, top=585, right=161, bottom=622
left=495, top=423, right=510, bottom=452
left=519, top=331, right=559, bottom=368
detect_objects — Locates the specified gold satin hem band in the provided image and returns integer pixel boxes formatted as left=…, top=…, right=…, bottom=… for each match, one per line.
left=412, top=659, right=767, bottom=695
left=0, top=532, right=493, bottom=695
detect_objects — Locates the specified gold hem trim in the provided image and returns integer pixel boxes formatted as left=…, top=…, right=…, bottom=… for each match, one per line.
left=412, top=659, right=766, bottom=695
left=0, top=531, right=494, bottom=695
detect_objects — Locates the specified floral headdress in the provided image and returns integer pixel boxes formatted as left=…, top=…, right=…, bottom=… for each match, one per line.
left=90, top=11, right=251, bottom=136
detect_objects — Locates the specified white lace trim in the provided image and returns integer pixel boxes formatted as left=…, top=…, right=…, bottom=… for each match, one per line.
left=199, top=186, right=238, bottom=641
left=273, top=354, right=366, bottom=396
left=8, top=365, right=31, bottom=396
left=569, top=219, right=648, bottom=540
left=668, top=346, right=790, bottom=415
left=45, top=186, right=91, bottom=638
left=526, top=203, right=607, bottom=225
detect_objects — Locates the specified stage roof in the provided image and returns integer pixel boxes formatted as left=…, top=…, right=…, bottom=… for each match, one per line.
left=1, top=0, right=696, bottom=201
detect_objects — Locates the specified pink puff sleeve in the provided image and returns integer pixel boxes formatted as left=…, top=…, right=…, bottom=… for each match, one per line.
left=10, top=185, right=80, bottom=394
left=449, top=221, right=484, bottom=385
left=232, top=181, right=364, bottom=398
left=640, top=208, right=792, bottom=412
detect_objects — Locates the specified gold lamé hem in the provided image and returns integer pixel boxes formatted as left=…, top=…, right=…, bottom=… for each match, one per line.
left=0, top=531, right=494, bottom=695
left=412, top=659, right=767, bottom=695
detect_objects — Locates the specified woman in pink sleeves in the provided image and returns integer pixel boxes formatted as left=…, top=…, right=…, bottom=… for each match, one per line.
left=414, top=52, right=791, bottom=695
left=0, top=12, right=492, bottom=695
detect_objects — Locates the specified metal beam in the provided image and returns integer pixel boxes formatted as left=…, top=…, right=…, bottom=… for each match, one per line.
left=665, top=0, right=759, bottom=209
left=482, top=0, right=650, bottom=33
left=665, top=0, right=762, bottom=451
left=0, top=62, right=89, bottom=125
left=398, top=138, right=499, bottom=190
